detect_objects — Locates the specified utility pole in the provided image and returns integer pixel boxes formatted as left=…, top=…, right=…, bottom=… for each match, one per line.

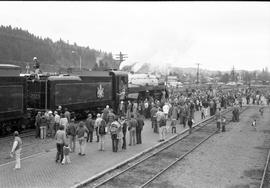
left=114, top=52, right=128, bottom=68
left=232, top=66, right=235, bottom=82
left=196, top=63, right=200, bottom=84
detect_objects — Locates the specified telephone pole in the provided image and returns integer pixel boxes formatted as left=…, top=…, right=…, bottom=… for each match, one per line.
left=196, top=63, right=200, bottom=84
left=114, top=52, right=128, bottom=67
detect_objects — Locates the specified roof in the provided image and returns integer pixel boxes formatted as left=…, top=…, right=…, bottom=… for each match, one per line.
left=109, top=70, right=128, bottom=77
left=0, top=64, right=21, bottom=70
left=79, top=71, right=111, bottom=77
left=47, top=75, right=82, bottom=81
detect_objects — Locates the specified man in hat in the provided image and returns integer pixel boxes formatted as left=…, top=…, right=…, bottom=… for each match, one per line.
left=85, top=114, right=95, bottom=142
left=10, top=131, right=22, bottom=170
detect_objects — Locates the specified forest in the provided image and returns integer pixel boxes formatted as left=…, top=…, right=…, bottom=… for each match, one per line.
left=0, top=25, right=119, bottom=73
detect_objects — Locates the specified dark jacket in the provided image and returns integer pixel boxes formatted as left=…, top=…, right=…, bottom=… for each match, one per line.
left=66, top=122, right=77, bottom=136
left=136, top=117, right=144, bottom=130
left=85, top=118, right=95, bottom=132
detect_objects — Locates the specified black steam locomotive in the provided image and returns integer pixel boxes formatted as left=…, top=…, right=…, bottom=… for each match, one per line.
left=0, top=64, right=167, bottom=136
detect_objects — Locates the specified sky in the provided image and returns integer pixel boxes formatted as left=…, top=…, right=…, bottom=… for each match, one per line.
left=0, top=1, right=270, bottom=71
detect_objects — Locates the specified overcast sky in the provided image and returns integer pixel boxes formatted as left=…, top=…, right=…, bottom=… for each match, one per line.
left=0, top=1, right=270, bottom=71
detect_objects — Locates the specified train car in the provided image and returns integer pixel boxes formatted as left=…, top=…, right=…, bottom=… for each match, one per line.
left=0, top=64, right=28, bottom=136
left=26, top=71, right=128, bottom=119
left=127, top=73, right=168, bottom=101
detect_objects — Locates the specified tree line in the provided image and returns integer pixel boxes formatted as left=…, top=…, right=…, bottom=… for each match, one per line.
left=0, top=25, right=119, bottom=73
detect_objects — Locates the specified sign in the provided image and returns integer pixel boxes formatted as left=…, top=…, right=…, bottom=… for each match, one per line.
left=97, top=84, right=104, bottom=99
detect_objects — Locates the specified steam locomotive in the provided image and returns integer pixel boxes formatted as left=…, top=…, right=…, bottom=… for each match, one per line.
left=0, top=64, right=167, bottom=136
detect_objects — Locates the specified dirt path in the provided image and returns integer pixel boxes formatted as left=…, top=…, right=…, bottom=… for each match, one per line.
left=150, top=106, right=270, bottom=188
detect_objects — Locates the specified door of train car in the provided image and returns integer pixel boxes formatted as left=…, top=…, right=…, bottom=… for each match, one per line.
left=109, top=71, right=128, bottom=113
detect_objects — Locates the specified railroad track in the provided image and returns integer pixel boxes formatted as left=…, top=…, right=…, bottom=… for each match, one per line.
left=0, top=129, right=36, bottom=142
left=260, top=147, right=270, bottom=188
left=80, top=106, right=248, bottom=188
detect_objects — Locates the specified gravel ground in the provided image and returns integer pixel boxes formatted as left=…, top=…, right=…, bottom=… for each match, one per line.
left=149, top=106, right=270, bottom=188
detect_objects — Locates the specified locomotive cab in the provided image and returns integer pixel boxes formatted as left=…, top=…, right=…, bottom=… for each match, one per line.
left=109, top=71, right=128, bottom=113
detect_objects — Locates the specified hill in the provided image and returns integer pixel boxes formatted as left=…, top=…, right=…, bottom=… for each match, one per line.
left=0, top=25, right=119, bottom=73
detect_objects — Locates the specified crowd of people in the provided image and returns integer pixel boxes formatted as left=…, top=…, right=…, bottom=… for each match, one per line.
left=10, top=85, right=270, bottom=169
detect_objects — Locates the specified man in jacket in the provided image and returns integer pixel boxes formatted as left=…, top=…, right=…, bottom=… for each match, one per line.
left=85, top=114, right=95, bottom=142
left=136, top=114, right=144, bottom=144
left=66, top=118, right=76, bottom=152
left=128, top=114, right=138, bottom=146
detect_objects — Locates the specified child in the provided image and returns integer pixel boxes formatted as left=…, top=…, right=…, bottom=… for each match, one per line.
left=171, top=119, right=177, bottom=134
left=62, top=144, right=71, bottom=165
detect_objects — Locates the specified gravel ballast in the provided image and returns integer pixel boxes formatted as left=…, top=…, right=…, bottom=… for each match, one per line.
left=150, top=106, right=270, bottom=188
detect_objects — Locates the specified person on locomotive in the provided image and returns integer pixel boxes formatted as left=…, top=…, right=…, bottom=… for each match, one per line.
left=118, top=101, right=126, bottom=117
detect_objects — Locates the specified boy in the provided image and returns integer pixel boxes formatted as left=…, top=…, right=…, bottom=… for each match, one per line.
left=62, top=144, right=71, bottom=165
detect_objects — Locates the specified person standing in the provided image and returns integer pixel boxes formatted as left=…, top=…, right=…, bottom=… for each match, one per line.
left=64, top=108, right=71, bottom=123
left=95, top=114, right=103, bottom=143
left=102, top=105, right=110, bottom=123
left=54, top=111, right=60, bottom=134
left=187, top=116, right=193, bottom=134
left=150, top=104, right=158, bottom=132
left=216, top=108, right=222, bottom=132
left=170, top=104, right=178, bottom=134
left=136, top=114, right=144, bottom=144
left=97, top=114, right=107, bottom=151
left=47, top=111, right=55, bottom=138
left=35, top=112, right=42, bottom=138
left=120, top=116, right=127, bottom=150
left=117, top=116, right=124, bottom=151
left=259, top=107, right=264, bottom=116
left=61, top=144, right=71, bottom=165
left=40, top=113, right=48, bottom=139
left=66, top=118, right=76, bottom=152
left=128, top=114, right=137, bottom=146
left=85, top=114, right=95, bottom=142
left=55, top=125, right=66, bottom=163
left=59, top=113, right=68, bottom=133
left=158, top=116, right=167, bottom=142
left=110, top=117, right=120, bottom=152
left=76, top=121, right=89, bottom=156
left=10, top=131, right=22, bottom=170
